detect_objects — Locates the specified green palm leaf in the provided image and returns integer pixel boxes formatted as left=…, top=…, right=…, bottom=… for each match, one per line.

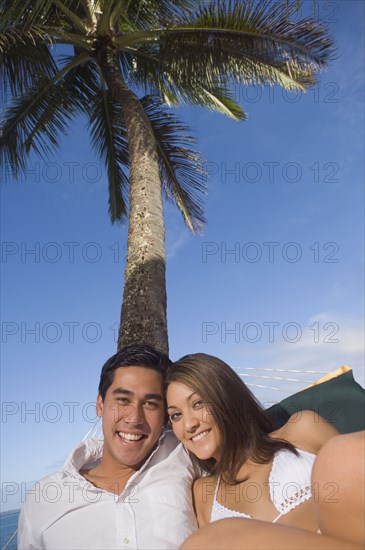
left=117, top=0, right=334, bottom=92
left=87, top=83, right=130, bottom=223
left=1, top=59, right=97, bottom=174
left=119, top=47, right=246, bottom=119
left=141, top=95, right=206, bottom=233
left=0, top=27, right=57, bottom=100
left=1, top=0, right=86, bottom=27
left=120, top=0, right=198, bottom=30
left=174, top=0, right=334, bottom=69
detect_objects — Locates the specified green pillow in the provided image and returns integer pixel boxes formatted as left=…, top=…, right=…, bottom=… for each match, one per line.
left=266, top=370, right=365, bottom=434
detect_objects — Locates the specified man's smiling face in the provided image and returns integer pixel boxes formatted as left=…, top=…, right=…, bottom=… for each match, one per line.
left=96, top=366, right=165, bottom=470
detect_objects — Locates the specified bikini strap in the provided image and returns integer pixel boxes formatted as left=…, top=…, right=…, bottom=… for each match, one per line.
left=214, top=476, right=221, bottom=499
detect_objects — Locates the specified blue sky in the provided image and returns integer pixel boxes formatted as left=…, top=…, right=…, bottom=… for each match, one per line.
left=1, top=1, right=364, bottom=512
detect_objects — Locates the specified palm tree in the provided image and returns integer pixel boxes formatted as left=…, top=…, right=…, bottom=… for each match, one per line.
left=1, top=0, right=334, bottom=355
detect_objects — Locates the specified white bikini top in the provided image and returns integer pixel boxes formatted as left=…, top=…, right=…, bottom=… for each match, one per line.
left=211, top=448, right=316, bottom=524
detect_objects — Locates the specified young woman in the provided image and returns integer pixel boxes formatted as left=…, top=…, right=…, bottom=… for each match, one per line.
left=166, top=353, right=364, bottom=549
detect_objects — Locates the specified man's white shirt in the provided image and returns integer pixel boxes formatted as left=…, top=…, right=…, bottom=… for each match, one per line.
left=18, top=431, right=198, bottom=549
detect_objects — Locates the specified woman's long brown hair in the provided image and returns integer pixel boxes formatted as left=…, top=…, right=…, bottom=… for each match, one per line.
left=167, top=353, right=297, bottom=484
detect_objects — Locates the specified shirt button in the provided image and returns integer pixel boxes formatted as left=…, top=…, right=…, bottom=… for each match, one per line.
left=122, top=538, right=130, bottom=545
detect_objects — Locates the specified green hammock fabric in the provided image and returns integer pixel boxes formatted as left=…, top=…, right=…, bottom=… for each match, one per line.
left=266, top=370, right=365, bottom=434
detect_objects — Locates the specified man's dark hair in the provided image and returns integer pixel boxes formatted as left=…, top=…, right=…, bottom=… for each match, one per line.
left=98, top=344, right=171, bottom=400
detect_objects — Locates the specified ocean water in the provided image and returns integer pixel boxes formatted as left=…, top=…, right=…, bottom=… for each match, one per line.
left=0, top=510, right=19, bottom=550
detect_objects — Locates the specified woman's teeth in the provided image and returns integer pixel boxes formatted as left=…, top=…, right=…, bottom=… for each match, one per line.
left=192, top=430, right=209, bottom=442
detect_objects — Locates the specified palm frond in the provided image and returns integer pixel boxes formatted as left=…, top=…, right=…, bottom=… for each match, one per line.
left=0, top=27, right=57, bottom=101
left=1, top=58, right=97, bottom=175
left=98, top=0, right=115, bottom=35
left=201, top=85, right=247, bottom=120
left=179, top=0, right=334, bottom=67
left=87, top=81, right=129, bottom=223
left=1, top=0, right=88, bottom=28
left=80, top=0, right=98, bottom=27
left=1, top=0, right=53, bottom=26
left=120, top=47, right=245, bottom=119
left=52, top=0, right=88, bottom=33
left=120, top=0, right=334, bottom=91
left=141, top=95, right=206, bottom=233
left=160, top=79, right=247, bottom=120
left=119, top=0, right=199, bottom=31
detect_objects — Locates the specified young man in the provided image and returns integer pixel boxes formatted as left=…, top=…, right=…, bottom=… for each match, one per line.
left=18, top=345, right=197, bottom=549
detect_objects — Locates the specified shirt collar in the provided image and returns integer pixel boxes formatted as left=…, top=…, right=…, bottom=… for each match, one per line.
left=63, top=430, right=167, bottom=478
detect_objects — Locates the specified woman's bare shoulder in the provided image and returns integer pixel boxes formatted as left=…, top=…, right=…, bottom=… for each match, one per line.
left=273, top=410, right=339, bottom=454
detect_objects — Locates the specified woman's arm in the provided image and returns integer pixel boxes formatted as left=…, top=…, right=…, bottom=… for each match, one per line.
left=278, top=410, right=339, bottom=454
left=312, top=431, right=365, bottom=546
left=180, top=517, right=364, bottom=550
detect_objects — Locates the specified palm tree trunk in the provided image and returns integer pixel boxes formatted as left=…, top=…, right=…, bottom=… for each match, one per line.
left=98, top=43, right=168, bottom=354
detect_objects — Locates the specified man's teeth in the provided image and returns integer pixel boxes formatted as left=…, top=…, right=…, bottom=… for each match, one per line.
left=118, top=432, right=144, bottom=441
left=192, top=430, right=209, bottom=442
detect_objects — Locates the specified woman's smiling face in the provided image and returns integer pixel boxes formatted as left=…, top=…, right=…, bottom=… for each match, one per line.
left=166, top=381, right=221, bottom=461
